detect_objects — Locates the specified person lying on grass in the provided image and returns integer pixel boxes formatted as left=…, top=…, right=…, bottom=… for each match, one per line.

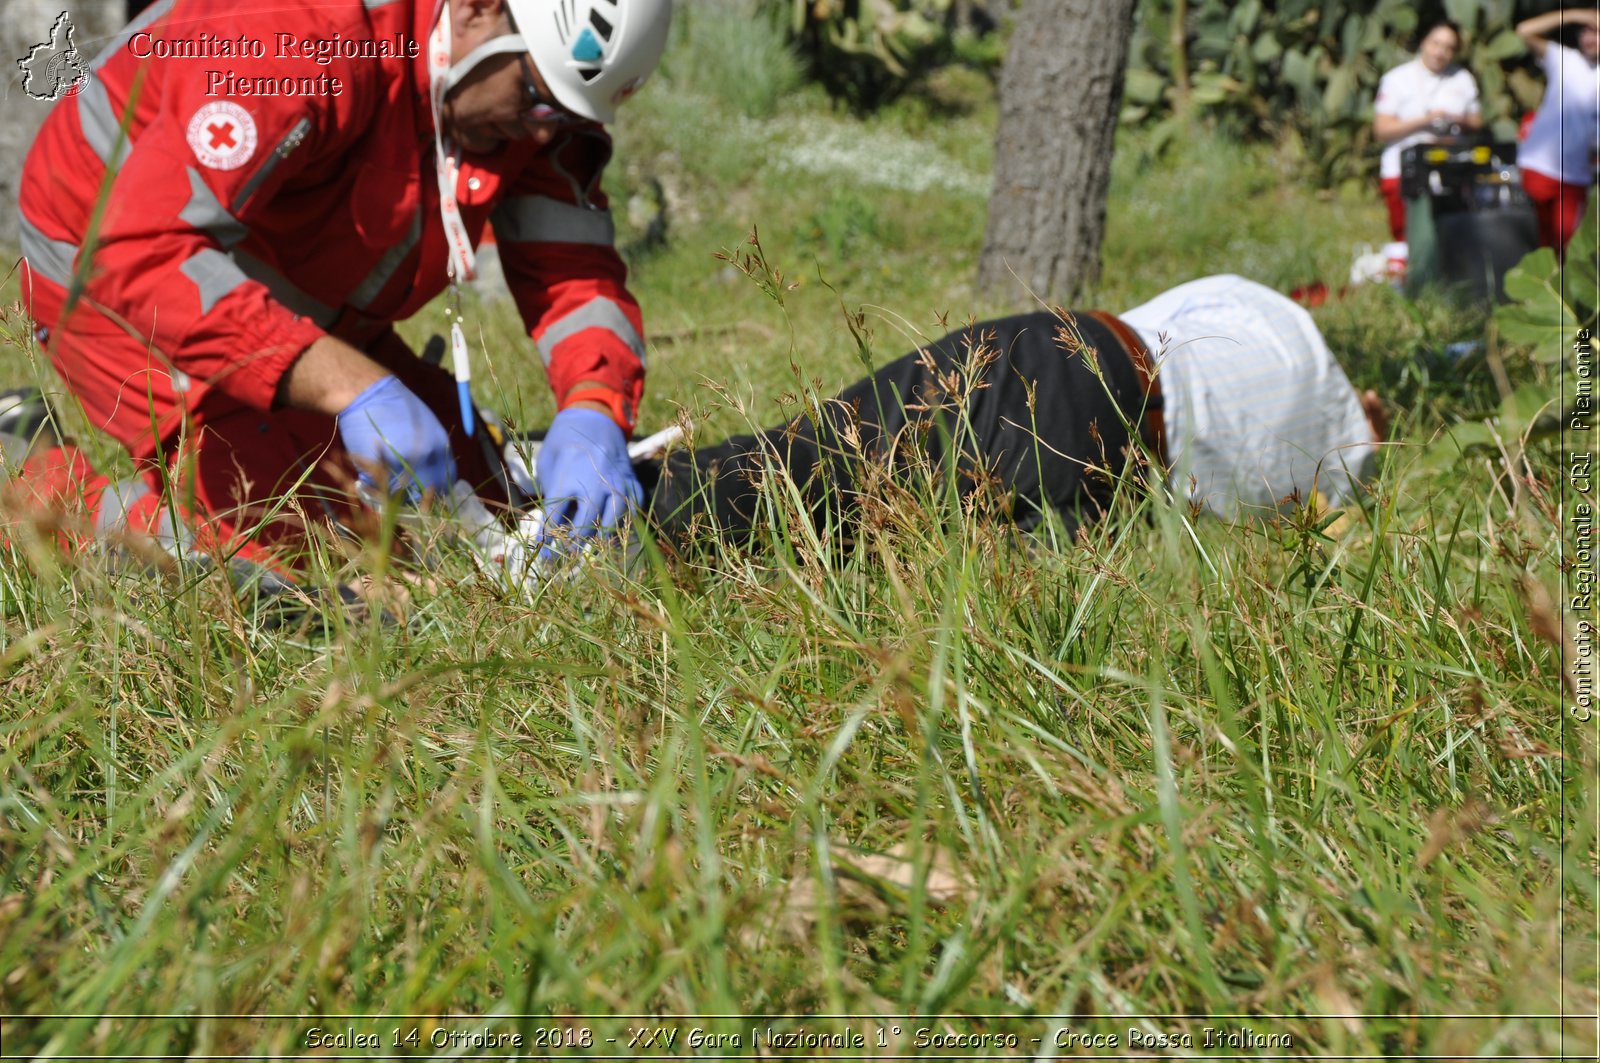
left=2, top=274, right=1385, bottom=591
left=641, top=273, right=1387, bottom=548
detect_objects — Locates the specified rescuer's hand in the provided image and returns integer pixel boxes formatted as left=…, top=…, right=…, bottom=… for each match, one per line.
left=534, top=406, right=642, bottom=560
left=337, top=375, right=458, bottom=499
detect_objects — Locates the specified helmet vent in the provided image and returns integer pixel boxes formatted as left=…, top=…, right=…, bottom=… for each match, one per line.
left=578, top=66, right=603, bottom=82
left=589, top=9, right=613, bottom=40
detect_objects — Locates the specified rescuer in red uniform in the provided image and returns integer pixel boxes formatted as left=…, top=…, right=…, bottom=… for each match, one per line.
left=14, top=0, right=671, bottom=569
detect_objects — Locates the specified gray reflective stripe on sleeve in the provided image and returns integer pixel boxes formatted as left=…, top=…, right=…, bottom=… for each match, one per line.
left=229, top=250, right=340, bottom=328
left=95, top=477, right=153, bottom=534
left=179, top=167, right=247, bottom=248
left=75, top=76, right=129, bottom=169
left=363, top=0, right=402, bottom=8
left=73, top=0, right=176, bottom=165
left=491, top=195, right=615, bottom=246
left=535, top=297, right=646, bottom=367
left=346, top=209, right=422, bottom=310
left=18, top=213, right=78, bottom=287
left=89, top=0, right=176, bottom=67
left=179, top=248, right=248, bottom=315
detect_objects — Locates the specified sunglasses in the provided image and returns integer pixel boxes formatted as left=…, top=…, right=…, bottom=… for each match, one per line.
left=503, top=5, right=580, bottom=128
left=516, top=53, right=580, bottom=126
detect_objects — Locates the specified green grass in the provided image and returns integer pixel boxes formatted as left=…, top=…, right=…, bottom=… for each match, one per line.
left=0, top=33, right=1595, bottom=1058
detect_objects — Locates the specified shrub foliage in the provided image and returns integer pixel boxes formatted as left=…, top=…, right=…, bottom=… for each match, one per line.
left=783, top=1, right=1560, bottom=187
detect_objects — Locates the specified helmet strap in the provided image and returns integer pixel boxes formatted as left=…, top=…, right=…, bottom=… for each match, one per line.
left=442, top=33, right=527, bottom=94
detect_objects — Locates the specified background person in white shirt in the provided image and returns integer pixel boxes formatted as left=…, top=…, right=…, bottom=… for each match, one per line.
left=642, top=276, right=1385, bottom=544
left=1516, top=8, right=1600, bottom=257
left=1373, top=20, right=1483, bottom=241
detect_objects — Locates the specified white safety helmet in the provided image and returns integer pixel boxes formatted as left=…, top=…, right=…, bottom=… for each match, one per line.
left=441, top=0, right=672, bottom=125
left=504, top=0, right=672, bottom=124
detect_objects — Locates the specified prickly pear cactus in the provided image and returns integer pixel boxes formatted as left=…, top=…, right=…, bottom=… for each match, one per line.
left=789, top=0, right=993, bottom=107
left=1124, top=0, right=1548, bottom=187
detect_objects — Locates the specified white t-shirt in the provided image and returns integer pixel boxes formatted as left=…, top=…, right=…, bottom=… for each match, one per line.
left=1519, top=43, right=1600, bottom=186
left=1119, top=276, right=1376, bottom=518
left=1374, top=58, right=1481, bottom=179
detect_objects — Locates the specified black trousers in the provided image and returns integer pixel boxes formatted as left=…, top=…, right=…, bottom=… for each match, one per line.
left=640, top=311, right=1154, bottom=546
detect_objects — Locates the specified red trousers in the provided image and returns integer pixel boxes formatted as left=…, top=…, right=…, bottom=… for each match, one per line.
left=1379, top=177, right=1407, bottom=242
left=1521, top=168, right=1590, bottom=258
left=12, top=270, right=506, bottom=572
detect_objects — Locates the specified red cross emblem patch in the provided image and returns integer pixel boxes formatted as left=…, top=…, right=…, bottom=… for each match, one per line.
left=185, top=101, right=257, bottom=171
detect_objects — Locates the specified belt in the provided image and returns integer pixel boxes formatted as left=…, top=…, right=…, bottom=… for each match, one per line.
left=1085, top=310, right=1166, bottom=469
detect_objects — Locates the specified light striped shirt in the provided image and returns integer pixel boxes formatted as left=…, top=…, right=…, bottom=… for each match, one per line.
left=1118, top=275, right=1376, bottom=518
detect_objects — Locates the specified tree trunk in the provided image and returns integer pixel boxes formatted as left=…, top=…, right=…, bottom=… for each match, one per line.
left=977, top=0, right=1138, bottom=302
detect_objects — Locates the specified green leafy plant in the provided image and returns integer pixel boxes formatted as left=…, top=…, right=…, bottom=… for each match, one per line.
left=1493, top=246, right=1584, bottom=353
left=1495, top=191, right=1600, bottom=355
left=1425, top=189, right=1598, bottom=468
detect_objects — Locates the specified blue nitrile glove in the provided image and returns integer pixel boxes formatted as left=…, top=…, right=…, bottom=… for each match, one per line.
left=535, top=407, right=642, bottom=558
left=336, top=375, right=457, bottom=498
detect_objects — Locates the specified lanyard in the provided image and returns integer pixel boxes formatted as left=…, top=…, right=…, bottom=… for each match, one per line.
left=427, top=5, right=478, bottom=285
left=427, top=2, right=477, bottom=436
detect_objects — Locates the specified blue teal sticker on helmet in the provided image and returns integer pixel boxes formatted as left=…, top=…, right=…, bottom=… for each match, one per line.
left=571, top=27, right=604, bottom=61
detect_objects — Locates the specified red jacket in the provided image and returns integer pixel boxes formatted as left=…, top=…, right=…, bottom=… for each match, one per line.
left=18, top=0, right=647, bottom=451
